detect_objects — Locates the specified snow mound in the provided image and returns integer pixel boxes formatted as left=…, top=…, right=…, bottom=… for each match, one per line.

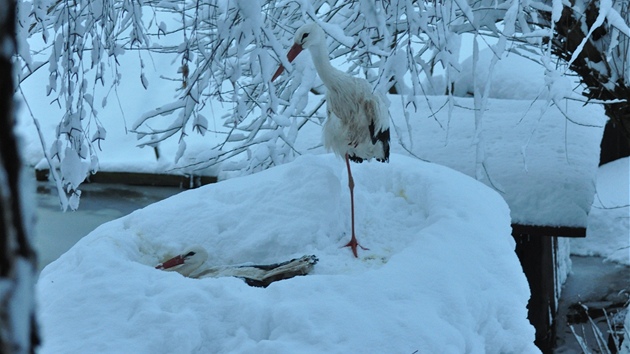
left=37, top=154, right=539, bottom=353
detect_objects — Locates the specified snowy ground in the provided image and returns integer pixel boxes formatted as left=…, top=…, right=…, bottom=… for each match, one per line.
left=573, top=157, right=630, bottom=265
left=32, top=156, right=629, bottom=353
left=555, top=157, right=629, bottom=353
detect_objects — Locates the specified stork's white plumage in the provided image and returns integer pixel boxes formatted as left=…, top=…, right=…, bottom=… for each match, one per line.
left=155, top=247, right=318, bottom=287
left=272, top=23, right=390, bottom=257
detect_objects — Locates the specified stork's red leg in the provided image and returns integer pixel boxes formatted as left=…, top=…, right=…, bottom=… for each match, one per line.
left=343, top=153, right=368, bottom=257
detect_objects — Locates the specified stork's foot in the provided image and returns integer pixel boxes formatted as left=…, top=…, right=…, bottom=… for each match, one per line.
left=342, top=236, right=368, bottom=258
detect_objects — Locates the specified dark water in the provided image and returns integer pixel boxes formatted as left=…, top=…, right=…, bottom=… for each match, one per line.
left=35, top=181, right=181, bottom=271
left=554, top=256, right=629, bottom=353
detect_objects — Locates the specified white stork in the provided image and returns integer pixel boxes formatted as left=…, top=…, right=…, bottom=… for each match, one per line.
left=271, top=23, right=390, bottom=257
left=155, top=246, right=318, bottom=287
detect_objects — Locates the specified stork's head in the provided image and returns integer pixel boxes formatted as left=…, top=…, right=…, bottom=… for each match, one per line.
left=293, top=23, right=324, bottom=50
left=271, top=23, right=324, bottom=81
left=155, top=246, right=209, bottom=277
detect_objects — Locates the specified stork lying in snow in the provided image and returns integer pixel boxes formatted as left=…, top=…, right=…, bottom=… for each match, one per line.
left=272, top=23, right=390, bottom=258
left=155, top=246, right=318, bottom=287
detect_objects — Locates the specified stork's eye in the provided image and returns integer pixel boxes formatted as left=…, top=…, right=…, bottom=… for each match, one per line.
left=301, top=33, right=309, bottom=41
left=184, top=251, right=196, bottom=258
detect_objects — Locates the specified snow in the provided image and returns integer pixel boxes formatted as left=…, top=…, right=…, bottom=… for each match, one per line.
left=16, top=50, right=220, bottom=179
left=386, top=96, right=606, bottom=228
left=427, top=48, right=546, bottom=100
left=25, top=53, right=608, bottom=352
left=571, top=157, right=630, bottom=265
left=256, top=48, right=602, bottom=229
left=37, top=154, right=539, bottom=353
left=17, top=23, right=622, bottom=352
left=19, top=93, right=605, bottom=228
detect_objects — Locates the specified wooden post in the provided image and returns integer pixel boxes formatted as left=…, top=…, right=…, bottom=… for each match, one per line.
left=35, top=169, right=217, bottom=188
left=511, top=224, right=585, bottom=354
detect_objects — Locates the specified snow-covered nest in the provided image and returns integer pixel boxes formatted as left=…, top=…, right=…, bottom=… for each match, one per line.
left=37, top=154, right=539, bottom=353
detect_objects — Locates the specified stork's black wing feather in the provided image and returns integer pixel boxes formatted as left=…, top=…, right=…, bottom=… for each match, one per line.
left=368, top=121, right=390, bottom=163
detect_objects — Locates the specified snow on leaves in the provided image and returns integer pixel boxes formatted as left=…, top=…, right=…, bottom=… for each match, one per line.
left=17, top=0, right=152, bottom=209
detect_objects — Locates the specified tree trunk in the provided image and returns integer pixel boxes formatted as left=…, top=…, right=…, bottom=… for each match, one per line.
left=548, top=1, right=630, bottom=163
left=600, top=118, right=630, bottom=165
left=0, top=0, right=40, bottom=352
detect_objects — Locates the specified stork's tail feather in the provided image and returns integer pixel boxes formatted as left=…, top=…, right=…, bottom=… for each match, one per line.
left=348, top=127, right=389, bottom=163
left=368, top=122, right=390, bottom=163
left=348, top=155, right=365, bottom=163
left=378, top=128, right=390, bottom=163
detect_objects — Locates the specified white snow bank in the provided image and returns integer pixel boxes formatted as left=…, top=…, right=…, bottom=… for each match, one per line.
left=37, top=154, right=539, bottom=353
left=572, top=157, right=630, bottom=265
left=425, top=47, right=580, bottom=101
left=453, top=49, right=547, bottom=100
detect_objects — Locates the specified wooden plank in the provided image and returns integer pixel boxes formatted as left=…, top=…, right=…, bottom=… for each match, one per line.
left=35, top=169, right=217, bottom=189
left=512, top=224, right=586, bottom=238
left=512, top=233, right=558, bottom=354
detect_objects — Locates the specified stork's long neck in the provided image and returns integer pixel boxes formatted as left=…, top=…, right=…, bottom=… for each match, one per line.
left=308, top=40, right=345, bottom=89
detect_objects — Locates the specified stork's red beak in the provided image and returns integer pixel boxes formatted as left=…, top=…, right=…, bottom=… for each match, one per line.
left=271, top=43, right=303, bottom=81
left=155, top=254, right=185, bottom=270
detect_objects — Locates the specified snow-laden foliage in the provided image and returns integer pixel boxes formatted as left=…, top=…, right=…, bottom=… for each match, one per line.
left=15, top=0, right=630, bottom=209
left=539, top=0, right=630, bottom=141
left=17, top=0, right=150, bottom=209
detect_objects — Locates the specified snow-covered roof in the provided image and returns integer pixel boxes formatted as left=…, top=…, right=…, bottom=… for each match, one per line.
left=410, top=48, right=606, bottom=228
left=37, top=154, right=539, bottom=353
left=386, top=96, right=606, bottom=228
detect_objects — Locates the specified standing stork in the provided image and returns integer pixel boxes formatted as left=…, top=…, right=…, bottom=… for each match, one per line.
left=271, top=23, right=390, bottom=257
